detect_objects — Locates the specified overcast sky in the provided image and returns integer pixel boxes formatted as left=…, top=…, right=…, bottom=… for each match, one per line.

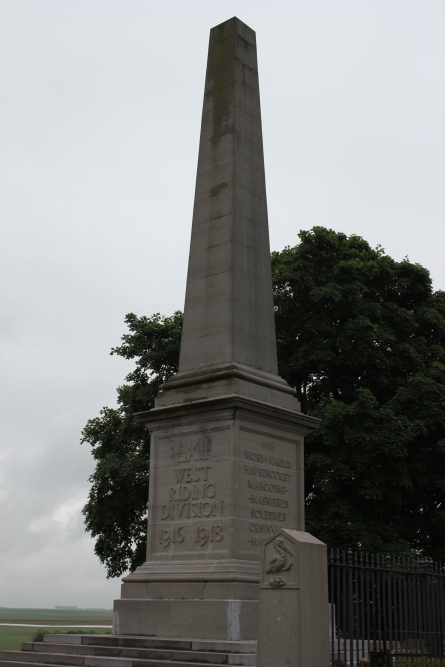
left=1, top=0, right=444, bottom=609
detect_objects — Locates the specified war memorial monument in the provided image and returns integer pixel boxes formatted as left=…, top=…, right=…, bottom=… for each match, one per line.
left=114, top=15, right=328, bottom=657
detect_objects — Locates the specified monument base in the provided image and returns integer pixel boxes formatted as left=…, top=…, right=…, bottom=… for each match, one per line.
left=114, top=578, right=259, bottom=640
left=114, top=598, right=258, bottom=641
left=112, top=389, right=318, bottom=641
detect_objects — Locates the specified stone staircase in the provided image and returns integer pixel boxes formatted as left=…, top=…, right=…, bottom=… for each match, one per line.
left=0, top=634, right=257, bottom=667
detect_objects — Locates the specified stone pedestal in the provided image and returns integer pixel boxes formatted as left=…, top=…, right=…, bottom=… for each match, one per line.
left=115, top=397, right=318, bottom=639
left=256, top=529, right=329, bottom=667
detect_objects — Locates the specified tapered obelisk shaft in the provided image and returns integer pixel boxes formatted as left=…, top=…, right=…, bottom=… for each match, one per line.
left=157, top=17, right=296, bottom=411
left=179, top=18, right=277, bottom=375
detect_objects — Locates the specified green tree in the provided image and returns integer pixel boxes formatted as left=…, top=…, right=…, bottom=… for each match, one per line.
left=272, top=228, right=445, bottom=558
left=82, top=228, right=445, bottom=577
left=81, top=311, right=182, bottom=577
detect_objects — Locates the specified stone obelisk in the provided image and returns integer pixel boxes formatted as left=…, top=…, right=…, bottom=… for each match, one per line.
left=114, top=16, right=319, bottom=641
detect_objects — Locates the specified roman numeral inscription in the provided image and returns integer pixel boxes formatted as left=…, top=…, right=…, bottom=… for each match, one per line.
left=170, top=436, right=212, bottom=463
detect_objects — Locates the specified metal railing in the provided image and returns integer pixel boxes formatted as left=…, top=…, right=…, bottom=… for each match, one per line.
left=328, top=550, right=445, bottom=667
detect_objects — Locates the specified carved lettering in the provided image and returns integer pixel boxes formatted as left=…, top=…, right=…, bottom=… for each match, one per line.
left=160, top=436, right=224, bottom=533
left=249, top=522, right=277, bottom=534
left=203, top=482, right=215, bottom=498
left=158, top=525, right=223, bottom=549
left=159, top=526, right=184, bottom=548
left=244, top=450, right=291, bottom=469
left=169, top=482, right=215, bottom=502
left=160, top=500, right=224, bottom=521
left=247, top=480, right=287, bottom=494
left=243, top=464, right=292, bottom=483
left=243, top=445, right=293, bottom=533
left=174, top=463, right=212, bottom=484
left=248, top=494, right=288, bottom=508
left=161, top=505, right=171, bottom=520
left=171, top=437, right=211, bottom=464
left=195, top=524, right=223, bottom=546
left=250, top=509, right=286, bottom=521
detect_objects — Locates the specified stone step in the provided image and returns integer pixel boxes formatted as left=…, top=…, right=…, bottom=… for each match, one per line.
left=0, top=662, right=70, bottom=667
left=0, top=662, right=250, bottom=667
left=0, top=658, right=254, bottom=667
left=0, top=654, right=84, bottom=667
left=42, top=637, right=256, bottom=655
left=0, top=633, right=257, bottom=667
left=16, top=644, right=256, bottom=666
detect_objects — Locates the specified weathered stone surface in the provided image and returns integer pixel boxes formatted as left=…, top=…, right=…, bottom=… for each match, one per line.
left=120, top=580, right=258, bottom=600
left=256, top=529, right=329, bottom=667
left=128, top=401, right=308, bottom=584
left=173, top=16, right=278, bottom=379
left=114, top=16, right=320, bottom=641
left=114, top=599, right=258, bottom=641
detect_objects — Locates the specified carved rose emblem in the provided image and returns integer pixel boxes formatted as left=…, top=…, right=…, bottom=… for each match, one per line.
left=269, top=576, right=287, bottom=588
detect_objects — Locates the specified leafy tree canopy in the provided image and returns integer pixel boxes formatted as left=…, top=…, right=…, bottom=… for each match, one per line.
left=81, top=312, right=182, bottom=577
left=272, top=228, right=445, bottom=558
left=82, top=227, right=445, bottom=577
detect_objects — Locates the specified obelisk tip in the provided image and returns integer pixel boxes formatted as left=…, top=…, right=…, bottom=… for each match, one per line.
left=209, top=17, right=256, bottom=48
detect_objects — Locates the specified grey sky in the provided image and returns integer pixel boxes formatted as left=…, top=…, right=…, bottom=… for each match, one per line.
left=1, top=0, right=444, bottom=608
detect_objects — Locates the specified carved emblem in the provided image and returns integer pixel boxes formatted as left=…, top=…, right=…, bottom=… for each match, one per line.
left=266, top=537, right=293, bottom=574
left=265, top=537, right=293, bottom=587
left=269, top=576, right=287, bottom=588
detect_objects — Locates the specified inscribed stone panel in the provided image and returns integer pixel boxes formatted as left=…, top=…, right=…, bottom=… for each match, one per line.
left=148, top=425, right=232, bottom=559
left=234, top=422, right=302, bottom=558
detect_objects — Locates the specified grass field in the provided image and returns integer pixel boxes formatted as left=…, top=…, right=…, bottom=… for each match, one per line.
left=0, top=609, right=113, bottom=651
left=0, top=609, right=113, bottom=624
left=0, top=627, right=111, bottom=651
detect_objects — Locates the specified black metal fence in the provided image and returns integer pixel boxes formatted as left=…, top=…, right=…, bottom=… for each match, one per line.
left=328, top=550, right=445, bottom=667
